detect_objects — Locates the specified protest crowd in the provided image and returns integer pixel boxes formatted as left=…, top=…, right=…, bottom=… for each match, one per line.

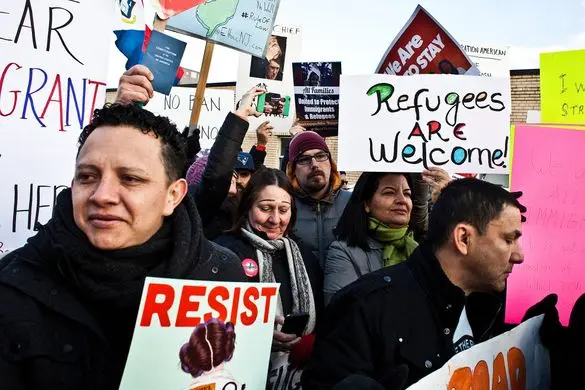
left=0, top=1, right=584, bottom=390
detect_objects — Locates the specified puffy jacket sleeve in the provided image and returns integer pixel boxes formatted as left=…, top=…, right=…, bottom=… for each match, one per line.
left=190, top=112, right=249, bottom=226
left=249, top=145, right=267, bottom=169
left=323, top=241, right=359, bottom=306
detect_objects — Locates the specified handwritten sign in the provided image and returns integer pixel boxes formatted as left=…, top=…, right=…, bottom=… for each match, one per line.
left=376, top=5, right=478, bottom=76
left=337, top=74, right=511, bottom=173
left=146, top=87, right=235, bottom=149
left=408, top=316, right=550, bottom=389
left=0, top=0, right=110, bottom=252
left=165, top=0, right=281, bottom=57
left=507, top=125, right=585, bottom=325
left=120, top=277, right=279, bottom=390
left=236, top=24, right=302, bottom=135
left=540, top=49, right=585, bottom=124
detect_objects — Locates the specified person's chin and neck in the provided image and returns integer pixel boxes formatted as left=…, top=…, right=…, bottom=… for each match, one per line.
left=433, top=208, right=524, bottom=297
left=72, top=126, right=188, bottom=252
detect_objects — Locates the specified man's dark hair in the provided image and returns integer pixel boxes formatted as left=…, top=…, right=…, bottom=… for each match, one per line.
left=78, top=103, right=186, bottom=183
left=427, top=178, right=526, bottom=249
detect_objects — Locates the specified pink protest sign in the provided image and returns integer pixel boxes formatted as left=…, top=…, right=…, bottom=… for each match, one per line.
left=507, top=125, right=585, bottom=325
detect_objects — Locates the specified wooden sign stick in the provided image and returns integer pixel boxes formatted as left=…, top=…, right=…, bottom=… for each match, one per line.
left=189, top=41, right=215, bottom=127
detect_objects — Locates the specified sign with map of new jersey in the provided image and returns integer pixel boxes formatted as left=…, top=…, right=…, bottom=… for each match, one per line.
left=166, top=0, right=281, bottom=57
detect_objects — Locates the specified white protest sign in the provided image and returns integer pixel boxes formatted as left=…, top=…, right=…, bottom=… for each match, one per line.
left=236, top=25, right=302, bottom=135
left=408, top=316, right=550, bottom=389
left=462, top=44, right=511, bottom=77
left=338, top=74, right=511, bottom=173
left=0, top=0, right=111, bottom=253
left=120, top=277, right=280, bottom=390
left=146, top=87, right=235, bottom=149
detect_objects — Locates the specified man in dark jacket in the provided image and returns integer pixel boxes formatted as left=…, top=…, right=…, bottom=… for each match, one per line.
left=0, top=104, right=247, bottom=389
left=302, top=179, right=532, bottom=389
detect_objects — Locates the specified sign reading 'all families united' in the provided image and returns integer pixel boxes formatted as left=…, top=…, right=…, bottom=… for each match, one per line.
left=338, top=74, right=511, bottom=173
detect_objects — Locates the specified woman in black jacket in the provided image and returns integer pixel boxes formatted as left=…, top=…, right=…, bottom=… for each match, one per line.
left=0, top=104, right=247, bottom=390
left=215, top=168, right=323, bottom=390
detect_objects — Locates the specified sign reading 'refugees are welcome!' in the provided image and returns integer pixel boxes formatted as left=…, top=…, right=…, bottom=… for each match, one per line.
left=338, top=74, right=511, bottom=173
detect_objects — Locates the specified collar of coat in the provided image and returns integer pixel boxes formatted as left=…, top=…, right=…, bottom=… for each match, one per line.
left=408, top=245, right=504, bottom=342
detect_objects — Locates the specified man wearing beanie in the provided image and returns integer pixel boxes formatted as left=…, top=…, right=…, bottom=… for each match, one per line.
left=286, top=131, right=351, bottom=267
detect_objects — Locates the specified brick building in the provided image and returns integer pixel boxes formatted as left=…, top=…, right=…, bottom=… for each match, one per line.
left=106, top=69, right=540, bottom=186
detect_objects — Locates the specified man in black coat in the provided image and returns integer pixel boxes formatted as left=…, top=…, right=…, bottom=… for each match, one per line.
left=0, top=104, right=247, bottom=389
left=302, top=179, right=536, bottom=389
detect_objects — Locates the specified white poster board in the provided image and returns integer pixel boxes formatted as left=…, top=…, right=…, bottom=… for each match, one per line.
left=236, top=25, right=302, bottom=135
left=0, top=1, right=111, bottom=253
left=408, top=316, right=550, bottom=389
left=120, top=277, right=280, bottom=390
left=146, top=87, right=235, bottom=149
left=338, top=74, right=511, bottom=173
left=462, top=44, right=511, bottom=77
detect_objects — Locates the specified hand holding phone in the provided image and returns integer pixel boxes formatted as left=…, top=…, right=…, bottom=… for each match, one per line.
left=281, top=312, right=309, bottom=337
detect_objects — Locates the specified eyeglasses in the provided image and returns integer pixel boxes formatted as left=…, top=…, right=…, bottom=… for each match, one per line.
left=295, top=152, right=330, bottom=166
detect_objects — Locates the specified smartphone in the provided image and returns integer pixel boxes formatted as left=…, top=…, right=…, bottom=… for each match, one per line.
left=281, top=312, right=309, bottom=337
left=256, top=93, right=291, bottom=117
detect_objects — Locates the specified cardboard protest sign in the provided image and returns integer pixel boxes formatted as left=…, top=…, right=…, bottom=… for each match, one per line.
left=236, top=25, right=302, bottom=135
left=408, top=316, right=550, bottom=389
left=461, top=44, right=510, bottom=77
left=292, top=62, right=341, bottom=137
left=540, top=49, right=585, bottom=124
left=337, top=74, right=511, bottom=173
left=507, top=125, right=585, bottom=325
left=0, top=1, right=111, bottom=253
left=376, top=5, right=479, bottom=76
left=165, top=0, right=281, bottom=58
left=120, top=277, right=280, bottom=389
left=146, top=87, right=235, bottom=149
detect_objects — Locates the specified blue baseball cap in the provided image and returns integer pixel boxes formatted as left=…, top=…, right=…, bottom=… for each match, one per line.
left=236, top=152, right=255, bottom=171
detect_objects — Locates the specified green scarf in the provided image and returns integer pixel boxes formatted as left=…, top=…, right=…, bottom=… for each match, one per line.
left=368, top=217, right=419, bottom=267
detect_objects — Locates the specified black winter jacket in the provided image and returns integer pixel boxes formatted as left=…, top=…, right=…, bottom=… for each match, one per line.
left=189, top=112, right=249, bottom=227
left=302, top=245, right=507, bottom=389
left=0, top=192, right=247, bottom=390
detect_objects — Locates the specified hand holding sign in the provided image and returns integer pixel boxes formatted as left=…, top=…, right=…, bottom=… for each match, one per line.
left=116, top=65, right=155, bottom=105
left=256, top=121, right=274, bottom=146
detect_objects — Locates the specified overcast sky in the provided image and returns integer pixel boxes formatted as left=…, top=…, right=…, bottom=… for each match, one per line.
left=107, top=0, right=585, bottom=86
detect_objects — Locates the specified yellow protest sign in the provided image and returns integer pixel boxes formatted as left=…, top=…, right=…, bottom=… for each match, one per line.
left=540, top=49, right=585, bottom=124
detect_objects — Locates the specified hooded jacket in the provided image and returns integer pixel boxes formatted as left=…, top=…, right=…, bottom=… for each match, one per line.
left=0, top=190, right=247, bottom=390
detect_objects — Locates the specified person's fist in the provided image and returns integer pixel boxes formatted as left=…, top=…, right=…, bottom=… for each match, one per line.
left=256, top=121, right=274, bottom=145
left=115, top=65, right=154, bottom=105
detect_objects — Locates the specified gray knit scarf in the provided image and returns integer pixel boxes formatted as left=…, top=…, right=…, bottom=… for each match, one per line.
left=240, top=223, right=316, bottom=335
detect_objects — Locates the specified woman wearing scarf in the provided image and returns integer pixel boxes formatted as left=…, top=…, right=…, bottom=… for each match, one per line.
left=215, top=168, right=322, bottom=390
left=323, top=172, right=429, bottom=306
